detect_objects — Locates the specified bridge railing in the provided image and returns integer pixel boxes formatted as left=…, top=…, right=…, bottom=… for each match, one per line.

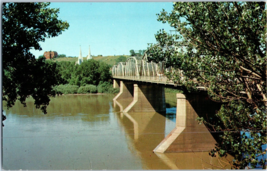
left=112, top=56, right=184, bottom=84
left=112, top=56, right=267, bottom=102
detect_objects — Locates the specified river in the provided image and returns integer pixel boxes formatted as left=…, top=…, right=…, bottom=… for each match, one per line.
left=3, top=94, right=232, bottom=170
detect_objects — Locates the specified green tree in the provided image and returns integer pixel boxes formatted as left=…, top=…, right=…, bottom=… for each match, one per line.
left=65, top=60, right=111, bottom=86
left=138, top=50, right=146, bottom=56
left=2, top=3, right=69, bottom=118
left=38, top=55, right=45, bottom=59
left=146, top=2, right=266, bottom=169
left=115, top=56, right=127, bottom=64
left=56, top=61, right=76, bottom=83
left=98, top=62, right=112, bottom=83
left=129, top=49, right=136, bottom=56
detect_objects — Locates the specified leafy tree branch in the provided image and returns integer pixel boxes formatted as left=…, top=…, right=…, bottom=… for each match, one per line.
left=146, top=2, right=266, bottom=169
left=2, top=3, right=69, bottom=117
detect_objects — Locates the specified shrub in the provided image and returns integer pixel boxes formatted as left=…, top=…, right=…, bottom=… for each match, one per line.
left=97, top=82, right=110, bottom=93
left=77, top=84, right=97, bottom=94
left=108, top=87, right=120, bottom=94
left=53, top=84, right=79, bottom=94
left=97, top=82, right=119, bottom=94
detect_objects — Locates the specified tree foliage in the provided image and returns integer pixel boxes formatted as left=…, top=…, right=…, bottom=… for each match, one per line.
left=56, top=60, right=112, bottom=87
left=56, top=61, right=77, bottom=84
left=53, top=84, right=79, bottom=94
left=129, top=49, right=136, bottom=56
left=138, top=50, right=146, bottom=56
left=115, top=56, right=127, bottom=64
left=77, top=85, right=97, bottom=94
left=97, top=81, right=119, bottom=94
left=2, top=2, right=69, bottom=115
left=38, top=55, right=45, bottom=59
left=146, top=2, right=266, bottom=169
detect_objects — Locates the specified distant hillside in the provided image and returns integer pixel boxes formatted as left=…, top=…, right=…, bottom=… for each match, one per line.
left=93, top=55, right=130, bottom=66
left=48, top=55, right=130, bottom=66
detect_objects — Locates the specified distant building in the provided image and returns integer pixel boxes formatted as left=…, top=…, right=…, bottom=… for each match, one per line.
left=77, top=46, right=83, bottom=65
left=44, top=51, right=58, bottom=59
left=76, top=46, right=92, bottom=65
left=87, top=46, right=92, bottom=60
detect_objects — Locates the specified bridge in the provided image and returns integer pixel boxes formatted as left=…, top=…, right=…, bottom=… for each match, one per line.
left=113, top=100, right=232, bottom=169
left=112, top=55, right=207, bottom=89
left=111, top=55, right=220, bottom=154
left=112, top=55, right=180, bottom=85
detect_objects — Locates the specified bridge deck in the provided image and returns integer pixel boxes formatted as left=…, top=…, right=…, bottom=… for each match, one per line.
left=112, top=76, right=207, bottom=90
left=113, top=76, right=176, bottom=85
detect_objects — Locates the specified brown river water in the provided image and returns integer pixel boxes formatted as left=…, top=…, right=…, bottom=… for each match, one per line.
left=3, top=94, right=232, bottom=170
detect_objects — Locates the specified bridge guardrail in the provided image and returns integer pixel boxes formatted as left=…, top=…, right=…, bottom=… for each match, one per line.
left=112, top=56, right=181, bottom=84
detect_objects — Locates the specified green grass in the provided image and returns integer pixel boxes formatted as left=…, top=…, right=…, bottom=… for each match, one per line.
left=165, top=88, right=183, bottom=94
left=49, top=57, right=77, bottom=63
left=165, top=88, right=183, bottom=108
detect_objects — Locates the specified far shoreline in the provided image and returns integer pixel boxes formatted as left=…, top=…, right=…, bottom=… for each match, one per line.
left=57, top=93, right=114, bottom=96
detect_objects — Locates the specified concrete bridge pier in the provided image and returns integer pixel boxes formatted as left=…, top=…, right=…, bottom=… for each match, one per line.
left=113, top=79, right=119, bottom=88
left=123, top=84, right=166, bottom=113
left=113, top=80, right=134, bottom=102
left=153, top=93, right=217, bottom=153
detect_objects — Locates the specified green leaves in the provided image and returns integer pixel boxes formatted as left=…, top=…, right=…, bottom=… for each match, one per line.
left=58, top=60, right=111, bottom=87
left=2, top=3, right=69, bottom=114
left=147, top=2, right=267, bottom=169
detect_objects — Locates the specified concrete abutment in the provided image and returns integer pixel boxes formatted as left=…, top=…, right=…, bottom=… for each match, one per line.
left=153, top=93, right=217, bottom=153
left=123, top=84, right=166, bottom=113
left=113, top=80, right=134, bottom=102
left=113, top=79, right=217, bottom=154
left=113, top=79, right=119, bottom=88
left=113, top=79, right=166, bottom=113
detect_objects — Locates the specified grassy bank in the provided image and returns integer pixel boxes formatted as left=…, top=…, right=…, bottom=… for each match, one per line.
left=53, top=83, right=119, bottom=95
left=53, top=85, right=180, bottom=108
left=48, top=55, right=130, bottom=66
left=165, top=88, right=183, bottom=108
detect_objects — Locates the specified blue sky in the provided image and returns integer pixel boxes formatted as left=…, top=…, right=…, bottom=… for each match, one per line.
left=30, top=2, right=174, bottom=58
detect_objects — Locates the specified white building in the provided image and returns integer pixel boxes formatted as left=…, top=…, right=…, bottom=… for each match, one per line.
left=76, top=46, right=83, bottom=65
left=76, top=46, right=92, bottom=65
left=87, top=46, right=92, bottom=60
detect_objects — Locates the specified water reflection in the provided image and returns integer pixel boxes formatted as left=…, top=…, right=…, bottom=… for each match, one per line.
left=114, top=98, right=233, bottom=169
left=3, top=95, right=143, bottom=170
left=3, top=94, right=233, bottom=170
left=114, top=101, right=169, bottom=169
left=4, top=95, right=110, bottom=117
left=162, top=94, right=220, bottom=153
left=166, top=107, right=176, bottom=121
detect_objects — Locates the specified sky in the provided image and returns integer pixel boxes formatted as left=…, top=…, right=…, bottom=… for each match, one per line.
left=30, top=2, right=174, bottom=58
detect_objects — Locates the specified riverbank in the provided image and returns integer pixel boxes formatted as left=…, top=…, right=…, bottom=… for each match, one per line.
left=57, top=93, right=111, bottom=96
left=55, top=91, right=178, bottom=108
left=53, top=83, right=120, bottom=95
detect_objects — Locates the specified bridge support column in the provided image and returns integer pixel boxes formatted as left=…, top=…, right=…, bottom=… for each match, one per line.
left=123, top=84, right=166, bottom=113
left=113, top=79, right=119, bottom=88
left=175, top=94, right=186, bottom=127
left=153, top=93, right=217, bottom=153
left=113, top=81, right=134, bottom=101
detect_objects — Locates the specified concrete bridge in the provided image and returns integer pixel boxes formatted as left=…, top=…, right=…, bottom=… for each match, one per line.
left=113, top=100, right=231, bottom=169
left=112, top=55, right=180, bottom=86
left=111, top=55, right=221, bottom=154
